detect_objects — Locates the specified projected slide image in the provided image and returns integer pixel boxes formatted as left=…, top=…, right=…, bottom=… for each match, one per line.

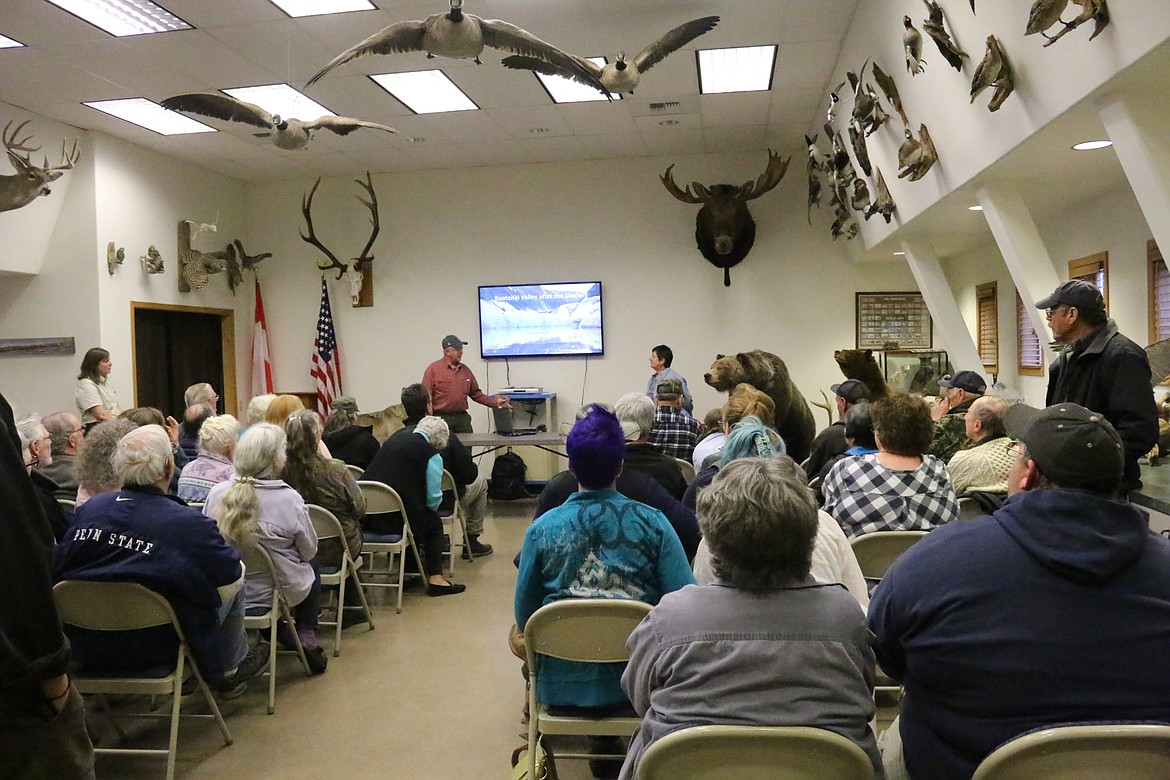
left=479, top=282, right=603, bottom=357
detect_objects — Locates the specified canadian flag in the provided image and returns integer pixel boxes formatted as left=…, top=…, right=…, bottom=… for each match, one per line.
left=251, top=278, right=273, bottom=397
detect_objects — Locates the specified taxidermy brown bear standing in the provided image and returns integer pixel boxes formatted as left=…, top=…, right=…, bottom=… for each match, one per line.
left=704, top=350, right=816, bottom=463
left=833, top=348, right=890, bottom=399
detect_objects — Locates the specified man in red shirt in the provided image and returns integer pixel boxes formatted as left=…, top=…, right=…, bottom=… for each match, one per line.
left=422, top=335, right=510, bottom=434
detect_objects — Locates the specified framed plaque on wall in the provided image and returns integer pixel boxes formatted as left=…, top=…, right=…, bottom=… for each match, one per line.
left=856, top=291, right=932, bottom=349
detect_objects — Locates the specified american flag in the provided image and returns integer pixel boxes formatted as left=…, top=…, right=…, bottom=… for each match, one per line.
left=311, top=276, right=342, bottom=415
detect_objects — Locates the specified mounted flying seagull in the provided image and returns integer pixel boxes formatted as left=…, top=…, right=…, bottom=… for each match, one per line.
left=305, top=0, right=611, bottom=99
left=500, top=16, right=719, bottom=95
left=160, top=93, right=412, bottom=150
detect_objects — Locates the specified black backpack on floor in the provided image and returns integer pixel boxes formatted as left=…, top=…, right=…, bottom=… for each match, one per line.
left=489, top=452, right=527, bottom=500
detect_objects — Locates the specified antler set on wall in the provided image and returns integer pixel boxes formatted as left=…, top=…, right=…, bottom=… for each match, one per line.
left=1, top=120, right=80, bottom=214
left=300, top=171, right=380, bottom=307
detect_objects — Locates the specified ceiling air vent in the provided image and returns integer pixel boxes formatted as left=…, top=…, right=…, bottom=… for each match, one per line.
left=649, top=101, right=681, bottom=112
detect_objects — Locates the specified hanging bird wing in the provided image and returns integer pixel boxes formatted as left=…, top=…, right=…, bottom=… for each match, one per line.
left=308, top=116, right=414, bottom=140
left=479, top=18, right=612, bottom=98
left=161, top=93, right=272, bottom=130
left=306, top=20, right=427, bottom=87
left=634, top=15, right=720, bottom=73
left=500, top=54, right=601, bottom=88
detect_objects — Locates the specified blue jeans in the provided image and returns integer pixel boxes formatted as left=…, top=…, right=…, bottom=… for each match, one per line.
left=215, top=587, right=249, bottom=675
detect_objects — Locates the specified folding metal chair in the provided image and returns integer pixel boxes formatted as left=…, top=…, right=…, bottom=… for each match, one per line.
left=307, top=504, right=374, bottom=656
left=355, top=480, right=428, bottom=614
left=972, top=723, right=1170, bottom=780
left=240, top=541, right=313, bottom=713
left=438, top=468, right=471, bottom=576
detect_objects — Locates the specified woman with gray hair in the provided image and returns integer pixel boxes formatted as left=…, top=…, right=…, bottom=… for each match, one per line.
left=177, top=414, right=239, bottom=503
left=17, top=413, right=68, bottom=540
left=204, top=423, right=327, bottom=674
left=74, top=418, right=137, bottom=505
left=619, top=457, right=880, bottom=780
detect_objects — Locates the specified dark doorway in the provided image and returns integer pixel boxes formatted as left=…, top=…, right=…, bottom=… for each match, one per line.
left=132, top=303, right=236, bottom=418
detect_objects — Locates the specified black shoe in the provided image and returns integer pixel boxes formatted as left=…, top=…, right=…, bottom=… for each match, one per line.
left=588, top=759, right=621, bottom=779
left=463, top=536, right=494, bottom=559
left=304, top=646, right=328, bottom=675
left=218, top=640, right=270, bottom=698
left=341, top=609, right=368, bottom=629
left=426, top=581, right=467, bottom=597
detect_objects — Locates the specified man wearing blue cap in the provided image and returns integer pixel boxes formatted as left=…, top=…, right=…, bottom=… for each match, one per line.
left=928, top=369, right=986, bottom=464
left=1037, top=279, right=1157, bottom=495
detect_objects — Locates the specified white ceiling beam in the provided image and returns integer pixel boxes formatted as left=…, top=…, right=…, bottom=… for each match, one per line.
left=975, top=183, right=1062, bottom=358
left=1096, top=91, right=1170, bottom=259
left=900, top=238, right=983, bottom=375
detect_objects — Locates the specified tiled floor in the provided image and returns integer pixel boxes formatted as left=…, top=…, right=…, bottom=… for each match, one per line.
left=88, top=497, right=895, bottom=779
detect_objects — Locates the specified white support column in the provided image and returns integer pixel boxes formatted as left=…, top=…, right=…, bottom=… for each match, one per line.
left=1096, top=91, right=1170, bottom=261
left=975, top=183, right=1061, bottom=357
left=900, top=238, right=983, bottom=374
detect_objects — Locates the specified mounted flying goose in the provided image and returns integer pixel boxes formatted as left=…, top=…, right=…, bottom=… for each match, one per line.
left=500, top=15, right=719, bottom=96
left=305, top=0, right=611, bottom=99
left=160, top=93, right=413, bottom=151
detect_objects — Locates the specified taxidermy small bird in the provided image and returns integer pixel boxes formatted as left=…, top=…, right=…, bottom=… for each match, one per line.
left=898, top=124, right=938, bottom=181
left=500, top=16, right=718, bottom=95
left=871, top=61, right=909, bottom=126
left=1026, top=0, right=1071, bottom=38
left=141, top=245, right=164, bottom=274
left=922, top=0, right=968, bottom=71
left=161, top=94, right=412, bottom=150
left=223, top=240, right=273, bottom=294
left=805, top=134, right=828, bottom=223
left=848, top=123, right=873, bottom=178
left=306, top=0, right=610, bottom=99
left=903, top=16, right=926, bottom=75
left=867, top=167, right=896, bottom=224
left=850, top=178, right=872, bottom=215
left=1029, top=0, right=1109, bottom=46
left=970, top=36, right=1015, bottom=111
left=847, top=62, right=888, bottom=137
left=826, top=83, right=844, bottom=125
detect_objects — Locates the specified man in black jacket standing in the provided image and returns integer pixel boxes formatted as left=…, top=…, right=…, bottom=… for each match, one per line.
left=1037, top=280, right=1158, bottom=495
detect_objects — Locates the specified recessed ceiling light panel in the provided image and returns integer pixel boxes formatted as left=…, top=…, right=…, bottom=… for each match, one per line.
left=968, top=205, right=984, bottom=211
left=697, top=45, right=777, bottom=94
left=223, top=84, right=334, bottom=121
left=0, top=33, right=25, bottom=48
left=370, top=71, right=478, bottom=114
left=1072, top=139, right=1113, bottom=151
left=45, top=0, right=191, bottom=37
left=86, top=97, right=215, bottom=135
left=266, top=0, right=375, bottom=18
left=532, top=57, right=619, bottom=104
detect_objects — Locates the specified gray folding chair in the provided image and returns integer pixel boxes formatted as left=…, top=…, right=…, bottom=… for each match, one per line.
left=240, top=541, right=313, bottom=713
left=439, top=468, right=471, bottom=576
left=972, top=723, right=1170, bottom=780
left=356, top=480, right=428, bottom=614
left=307, top=504, right=374, bottom=656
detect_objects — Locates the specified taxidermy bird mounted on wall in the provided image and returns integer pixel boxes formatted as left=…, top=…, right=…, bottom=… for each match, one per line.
left=499, top=16, right=719, bottom=95
left=922, top=0, right=968, bottom=71
left=903, top=17, right=926, bottom=75
left=141, top=246, right=164, bottom=274
left=871, top=61, right=909, bottom=127
left=0, top=121, right=80, bottom=213
left=160, top=93, right=412, bottom=150
left=867, top=168, right=897, bottom=224
left=661, top=150, right=789, bottom=287
left=1026, top=0, right=1109, bottom=46
left=898, top=124, right=938, bottom=181
left=222, top=240, right=273, bottom=294
left=306, top=0, right=610, bottom=99
left=970, top=36, right=1015, bottom=111
left=300, top=173, right=381, bottom=307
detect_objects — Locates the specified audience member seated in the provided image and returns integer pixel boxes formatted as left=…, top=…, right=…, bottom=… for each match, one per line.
left=177, top=414, right=239, bottom=503
left=320, top=396, right=380, bottom=470
left=205, top=423, right=327, bottom=674
left=362, top=415, right=466, bottom=596
left=929, top=370, right=987, bottom=464
left=74, top=347, right=120, bottom=432
left=691, top=421, right=868, bottom=608
left=646, top=344, right=693, bottom=413
left=245, top=394, right=277, bottom=427
left=613, top=392, right=687, bottom=499
left=810, top=401, right=878, bottom=499
left=393, top=384, right=492, bottom=557
left=120, top=407, right=188, bottom=490
left=184, top=382, right=219, bottom=414
left=179, top=404, right=211, bottom=461
left=647, top=378, right=702, bottom=462
left=282, top=409, right=365, bottom=568
left=869, top=402, right=1170, bottom=779
left=75, top=419, right=137, bottom=505
left=18, top=414, right=68, bottom=541
left=620, top=457, right=880, bottom=780
left=804, top=379, right=871, bottom=480
left=39, top=411, right=84, bottom=501
left=946, top=395, right=1014, bottom=500
left=514, top=406, right=695, bottom=779
left=534, top=404, right=700, bottom=562
left=690, top=407, right=726, bottom=469
left=823, top=392, right=959, bottom=539
left=682, top=383, right=776, bottom=509
left=55, top=425, right=269, bottom=697
left=265, top=395, right=331, bottom=458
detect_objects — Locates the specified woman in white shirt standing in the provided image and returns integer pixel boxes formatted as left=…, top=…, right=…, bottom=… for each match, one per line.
left=75, top=347, right=121, bottom=432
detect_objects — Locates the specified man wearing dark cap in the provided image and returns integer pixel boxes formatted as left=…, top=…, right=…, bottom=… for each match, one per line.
left=804, top=379, right=871, bottom=480
left=421, top=335, right=511, bottom=434
left=1037, top=279, right=1157, bottom=496
left=928, top=370, right=987, bottom=464
left=869, top=402, right=1170, bottom=780
left=321, top=396, right=380, bottom=469
left=647, top=378, right=702, bottom=462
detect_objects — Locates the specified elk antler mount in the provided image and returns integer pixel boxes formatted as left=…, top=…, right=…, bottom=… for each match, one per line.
left=300, top=171, right=380, bottom=307
left=1, top=120, right=80, bottom=214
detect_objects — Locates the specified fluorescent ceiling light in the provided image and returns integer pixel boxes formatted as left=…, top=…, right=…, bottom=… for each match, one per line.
left=44, top=0, right=190, bottom=37
left=532, top=57, right=620, bottom=104
left=86, top=97, right=215, bottom=135
left=370, top=70, right=478, bottom=114
left=0, top=34, right=25, bottom=48
left=1072, top=139, right=1112, bottom=151
left=266, top=0, right=375, bottom=18
left=697, top=45, right=777, bottom=94
left=893, top=251, right=906, bottom=256
left=968, top=205, right=984, bottom=211
left=223, top=84, right=334, bottom=121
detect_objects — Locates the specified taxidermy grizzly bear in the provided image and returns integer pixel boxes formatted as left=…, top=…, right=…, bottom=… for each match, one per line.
left=704, top=350, right=816, bottom=463
left=833, top=348, right=889, bottom=399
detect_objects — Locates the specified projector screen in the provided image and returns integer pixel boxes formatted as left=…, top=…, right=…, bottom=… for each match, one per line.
left=478, top=281, right=603, bottom=358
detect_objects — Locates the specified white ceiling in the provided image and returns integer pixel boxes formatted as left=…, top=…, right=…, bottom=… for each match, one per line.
left=0, top=0, right=861, bottom=181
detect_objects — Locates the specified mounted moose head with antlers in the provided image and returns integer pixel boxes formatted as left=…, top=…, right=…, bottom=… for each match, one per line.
left=300, top=171, right=380, bottom=307
left=661, top=149, right=790, bottom=286
left=1, top=120, right=81, bottom=214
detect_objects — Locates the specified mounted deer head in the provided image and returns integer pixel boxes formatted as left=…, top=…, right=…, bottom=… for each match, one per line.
left=661, top=149, right=789, bottom=286
left=300, top=171, right=380, bottom=307
left=1, top=120, right=80, bottom=213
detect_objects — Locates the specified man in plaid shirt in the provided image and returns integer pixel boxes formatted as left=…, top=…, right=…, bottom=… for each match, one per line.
left=647, top=379, right=703, bottom=462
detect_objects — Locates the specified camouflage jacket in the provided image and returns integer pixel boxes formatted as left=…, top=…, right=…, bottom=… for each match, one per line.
left=929, top=403, right=975, bottom=464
